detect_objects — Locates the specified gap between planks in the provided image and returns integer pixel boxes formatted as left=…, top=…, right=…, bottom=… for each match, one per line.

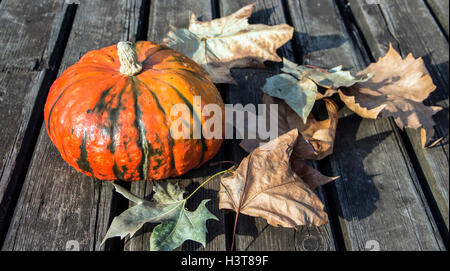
left=219, top=0, right=338, bottom=251
left=2, top=0, right=144, bottom=251
left=0, top=2, right=77, bottom=249
left=123, top=0, right=228, bottom=252
left=424, top=0, right=449, bottom=39
left=287, top=0, right=445, bottom=251
left=345, top=0, right=448, bottom=248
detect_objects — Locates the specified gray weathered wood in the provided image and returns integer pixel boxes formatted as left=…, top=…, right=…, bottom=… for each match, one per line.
left=348, top=0, right=449, bottom=237
left=426, top=0, right=449, bottom=37
left=287, top=0, right=445, bottom=251
left=123, top=0, right=227, bottom=251
left=2, top=0, right=143, bottom=251
left=220, top=0, right=336, bottom=251
left=0, top=0, right=68, bottom=243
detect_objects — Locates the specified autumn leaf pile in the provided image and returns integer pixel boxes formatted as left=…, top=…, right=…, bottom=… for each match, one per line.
left=103, top=3, right=443, bottom=251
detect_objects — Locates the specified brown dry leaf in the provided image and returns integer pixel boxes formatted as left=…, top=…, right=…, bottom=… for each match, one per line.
left=163, top=3, right=294, bottom=84
left=290, top=98, right=339, bottom=160
left=338, top=44, right=443, bottom=147
left=290, top=157, right=340, bottom=191
left=240, top=94, right=339, bottom=161
left=316, top=88, right=338, bottom=100
left=238, top=95, right=339, bottom=191
left=219, top=129, right=329, bottom=228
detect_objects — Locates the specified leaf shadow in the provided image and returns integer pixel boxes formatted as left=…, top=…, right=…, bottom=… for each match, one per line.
left=331, top=114, right=393, bottom=221
left=248, top=6, right=347, bottom=63
left=421, top=56, right=449, bottom=141
left=234, top=213, right=265, bottom=251
left=248, top=6, right=275, bottom=25
left=294, top=31, right=347, bottom=57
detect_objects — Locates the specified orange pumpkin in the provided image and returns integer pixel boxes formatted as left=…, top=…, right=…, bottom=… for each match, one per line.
left=44, top=41, right=224, bottom=181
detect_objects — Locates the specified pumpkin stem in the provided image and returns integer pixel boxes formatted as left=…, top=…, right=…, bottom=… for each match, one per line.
left=117, top=41, right=143, bottom=76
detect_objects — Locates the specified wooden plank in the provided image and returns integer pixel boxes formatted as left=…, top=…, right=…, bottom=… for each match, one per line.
left=287, top=0, right=445, bottom=251
left=348, top=0, right=449, bottom=239
left=219, top=0, right=336, bottom=251
left=2, top=0, right=143, bottom=251
left=0, top=0, right=68, bottom=245
left=426, top=0, right=449, bottom=37
left=123, top=0, right=228, bottom=251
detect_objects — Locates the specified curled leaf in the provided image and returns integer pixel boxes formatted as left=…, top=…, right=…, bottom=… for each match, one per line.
left=290, top=158, right=340, bottom=191
left=220, top=129, right=329, bottom=228
left=240, top=94, right=339, bottom=161
left=338, top=44, right=443, bottom=147
left=283, top=62, right=372, bottom=89
left=263, top=58, right=370, bottom=122
left=263, top=71, right=317, bottom=123
left=290, top=98, right=339, bottom=160
left=163, top=3, right=294, bottom=84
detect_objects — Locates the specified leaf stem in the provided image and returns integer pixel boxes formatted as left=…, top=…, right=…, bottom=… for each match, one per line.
left=230, top=211, right=239, bottom=251
left=184, top=170, right=230, bottom=202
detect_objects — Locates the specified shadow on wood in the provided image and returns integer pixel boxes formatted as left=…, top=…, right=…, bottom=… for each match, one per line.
left=422, top=56, right=449, bottom=141
left=233, top=213, right=266, bottom=251
left=294, top=31, right=347, bottom=57
left=333, top=114, right=393, bottom=221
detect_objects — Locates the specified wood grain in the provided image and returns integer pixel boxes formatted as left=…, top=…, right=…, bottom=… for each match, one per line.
left=123, top=0, right=227, bottom=251
left=426, top=0, right=449, bottom=37
left=219, top=0, right=336, bottom=251
left=0, top=0, right=446, bottom=252
left=2, top=0, right=143, bottom=251
left=287, top=0, right=445, bottom=251
left=348, top=0, right=449, bottom=238
left=0, top=0, right=68, bottom=245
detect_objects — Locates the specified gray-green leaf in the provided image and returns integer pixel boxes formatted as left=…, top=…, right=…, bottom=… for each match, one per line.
left=263, top=58, right=372, bottom=122
left=263, top=73, right=317, bottom=123
left=102, top=182, right=218, bottom=251
left=150, top=199, right=217, bottom=251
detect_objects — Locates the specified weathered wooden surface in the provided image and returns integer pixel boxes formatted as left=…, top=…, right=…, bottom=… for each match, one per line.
left=2, top=0, right=143, bottom=251
left=220, top=0, right=336, bottom=251
left=287, top=0, right=445, bottom=251
left=348, top=0, right=449, bottom=239
left=426, top=0, right=449, bottom=37
left=123, top=0, right=228, bottom=251
left=0, top=0, right=68, bottom=245
left=0, top=0, right=448, bottom=251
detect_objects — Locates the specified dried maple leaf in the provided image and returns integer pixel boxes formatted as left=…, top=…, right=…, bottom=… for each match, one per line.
left=163, top=3, right=294, bottom=84
left=240, top=94, right=339, bottom=161
left=219, top=129, right=329, bottom=229
left=263, top=58, right=371, bottom=122
left=338, top=44, right=443, bottom=147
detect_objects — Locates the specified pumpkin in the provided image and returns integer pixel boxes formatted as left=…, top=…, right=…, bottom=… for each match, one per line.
left=44, top=41, right=224, bottom=181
